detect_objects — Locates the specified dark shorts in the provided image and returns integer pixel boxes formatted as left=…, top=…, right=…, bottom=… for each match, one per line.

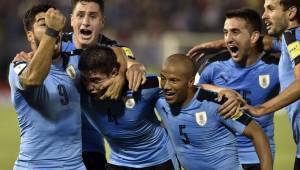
left=242, top=163, right=260, bottom=170
left=83, top=151, right=107, bottom=170
left=105, top=159, right=174, bottom=170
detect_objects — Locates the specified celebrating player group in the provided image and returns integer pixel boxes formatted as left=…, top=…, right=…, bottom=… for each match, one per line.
left=8, top=0, right=300, bottom=170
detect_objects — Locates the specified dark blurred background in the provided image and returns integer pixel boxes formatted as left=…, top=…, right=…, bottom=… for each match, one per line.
left=0, top=0, right=263, bottom=88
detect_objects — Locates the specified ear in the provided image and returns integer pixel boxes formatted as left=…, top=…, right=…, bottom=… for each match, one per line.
left=26, top=31, right=34, bottom=42
left=250, top=31, right=260, bottom=44
left=288, top=6, right=298, bottom=21
left=26, top=31, right=37, bottom=50
left=188, top=77, right=195, bottom=88
left=70, top=14, right=74, bottom=28
left=100, top=16, right=105, bottom=29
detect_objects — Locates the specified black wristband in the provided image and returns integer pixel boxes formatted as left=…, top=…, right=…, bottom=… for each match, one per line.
left=45, top=27, right=59, bottom=38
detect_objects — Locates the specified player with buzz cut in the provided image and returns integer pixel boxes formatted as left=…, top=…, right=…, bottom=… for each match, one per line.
left=78, top=45, right=176, bottom=170
left=196, top=8, right=279, bottom=170
left=9, top=4, right=86, bottom=170
left=156, top=54, right=273, bottom=170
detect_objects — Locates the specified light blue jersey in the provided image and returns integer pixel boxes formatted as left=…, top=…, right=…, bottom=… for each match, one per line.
left=9, top=58, right=85, bottom=170
left=61, top=32, right=118, bottom=154
left=198, top=52, right=279, bottom=164
left=281, top=27, right=300, bottom=158
left=156, top=88, right=252, bottom=170
left=81, top=76, right=173, bottom=168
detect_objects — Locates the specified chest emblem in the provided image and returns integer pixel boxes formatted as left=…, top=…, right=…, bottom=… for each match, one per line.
left=259, top=74, right=270, bottom=89
left=66, top=64, right=76, bottom=79
left=195, top=112, right=207, bottom=126
left=125, top=97, right=135, bottom=109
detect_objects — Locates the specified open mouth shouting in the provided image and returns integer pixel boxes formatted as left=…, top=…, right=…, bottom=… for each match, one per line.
left=228, top=44, right=239, bottom=58
left=80, top=28, right=93, bottom=40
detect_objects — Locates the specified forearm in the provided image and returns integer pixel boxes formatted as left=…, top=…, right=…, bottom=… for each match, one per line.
left=201, top=84, right=227, bottom=93
left=112, top=47, right=127, bottom=75
left=20, top=35, right=56, bottom=88
left=244, top=121, right=273, bottom=170
left=259, top=79, right=300, bottom=114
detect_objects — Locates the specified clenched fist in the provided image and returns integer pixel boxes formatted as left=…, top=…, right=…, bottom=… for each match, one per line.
left=45, top=8, right=65, bottom=31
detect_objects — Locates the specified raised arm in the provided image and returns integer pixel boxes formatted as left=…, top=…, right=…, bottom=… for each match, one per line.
left=187, top=39, right=226, bottom=58
left=20, top=8, right=65, bottom=89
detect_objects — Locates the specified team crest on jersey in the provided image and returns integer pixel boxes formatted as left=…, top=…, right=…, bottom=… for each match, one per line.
left=259, top=74, right=270, bottom=89
left=125, top=97, right=135, bottom=109
left=195, top=112, right=207, bottom=126
left=66, top=64, right=76, bottom=79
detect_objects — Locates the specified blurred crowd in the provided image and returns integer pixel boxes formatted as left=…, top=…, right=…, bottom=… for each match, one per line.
left=0, top=0, right=263, bottom=85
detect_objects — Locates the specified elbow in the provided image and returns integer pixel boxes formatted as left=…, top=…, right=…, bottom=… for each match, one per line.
left=21, top=75, right=45, bottom=87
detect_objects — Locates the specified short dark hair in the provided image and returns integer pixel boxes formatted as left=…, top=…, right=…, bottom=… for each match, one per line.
left=23, top=4, right=55, bottom=32
left=79, top=45, right=118, bottom=75
left=225, top=8, right=263, bottom=51
left=280, top=0, right=300, bottom=22
left=225, top=8, right=262, bottom=33
left=71, top=0, right=104, bottom=14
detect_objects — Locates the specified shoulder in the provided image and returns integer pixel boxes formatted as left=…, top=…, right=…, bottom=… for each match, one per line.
left=260, top=52, right=279, bottom=65
left=99, top=35, right=118, bottom=46
left=283, top=27, right=300, bottom=44
left=140, top=74, right=159, bottom=89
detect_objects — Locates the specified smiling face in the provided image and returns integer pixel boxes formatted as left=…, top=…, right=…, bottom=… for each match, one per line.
left=160, top=55, right=195, bottom=106
left=224, top=17, right=255, bottom=65
left=262, top=0, right=288, bottom=36
left=71, top=1, right=104, bottom=49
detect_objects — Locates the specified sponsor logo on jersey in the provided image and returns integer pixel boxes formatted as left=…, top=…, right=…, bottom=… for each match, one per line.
left=259, top=74, right=270, bottom=89
left=195, top=112, right=207, bottom=126
left=66, top=64, right=76, bottom=79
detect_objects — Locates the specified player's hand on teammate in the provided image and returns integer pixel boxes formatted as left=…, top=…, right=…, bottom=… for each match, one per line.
left=12, top=51, right=34, bottom=63
left=217, top=89, right=246, bottom=119
left=241, top=104, right=265, bottom=117
left=187, top=39, right=225, bottom=58
left=45, top=8, right=66, bottom=32
left=127, top=63, right=147, bottom=92
left=98, top=74, right=125, bottom=100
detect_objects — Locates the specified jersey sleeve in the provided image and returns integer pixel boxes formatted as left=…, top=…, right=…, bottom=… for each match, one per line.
left=198, top=64, right=214, bottom=85
left=283, top=29, right=300, bottom=66
left=218, top=111, right=253, bottom=134
left=8, top=63, right=27, bottom=91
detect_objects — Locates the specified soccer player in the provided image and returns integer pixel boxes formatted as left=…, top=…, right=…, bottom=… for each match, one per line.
left=196, top=9, right=280, bottom=170
left=9, top=4, right=86, bottom=170
left=78, top=45, right=175, bottom=170
left=156, top=54, right=273, bottom=170
left=62, top=1, right=147, bottom=169
left=241, top=0, right=300, bottom=169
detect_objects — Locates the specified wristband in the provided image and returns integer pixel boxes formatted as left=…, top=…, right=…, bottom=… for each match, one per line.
left=45, top=27, right=60, bottom=38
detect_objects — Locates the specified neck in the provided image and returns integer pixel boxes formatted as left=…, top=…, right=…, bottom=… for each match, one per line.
left=237, top=49, right=261, bottom=67
left=288, top=20, right=300, bottom=30
left=181, top=86, right=197, bottom=107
